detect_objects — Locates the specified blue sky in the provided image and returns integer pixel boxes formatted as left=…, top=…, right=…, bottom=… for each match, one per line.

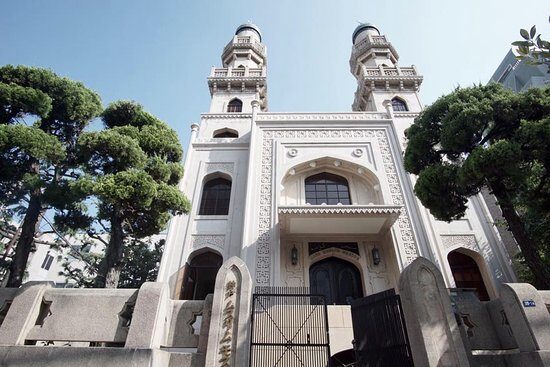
left=1, top=0, right=548, bottom=149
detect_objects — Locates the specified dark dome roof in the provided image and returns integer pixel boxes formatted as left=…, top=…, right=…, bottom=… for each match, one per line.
left=235, top=23, right=262, bottom=42
left=352, top=23, right=380, bottom=44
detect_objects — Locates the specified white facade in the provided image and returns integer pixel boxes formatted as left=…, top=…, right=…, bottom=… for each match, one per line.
left=159, top=23, right=516, bottom=307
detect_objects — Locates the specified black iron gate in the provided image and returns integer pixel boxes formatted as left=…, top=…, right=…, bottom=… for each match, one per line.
left=350, top=289, right=414, bottom=367
left=249, top=287, right=332, bottom=367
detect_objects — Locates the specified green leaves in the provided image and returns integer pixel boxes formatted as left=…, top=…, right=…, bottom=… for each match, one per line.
left=0, top=124, right=65, bottom=163
left=514, top=24, right=550, bottom=68
left=404, top=84, right=550, bottom=222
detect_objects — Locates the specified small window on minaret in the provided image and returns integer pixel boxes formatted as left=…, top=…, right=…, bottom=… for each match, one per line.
left=391, top=98, right=408, bottom=112
left=227, top=98, right=243, bottom=113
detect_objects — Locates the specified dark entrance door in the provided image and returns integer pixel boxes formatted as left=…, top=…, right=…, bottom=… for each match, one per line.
left=310, top=257, right=363, bottom=305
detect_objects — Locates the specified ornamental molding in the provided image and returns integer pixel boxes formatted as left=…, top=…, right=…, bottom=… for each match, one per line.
left=255, top=113, right=389, bottom=121
left=193, top=138, right=249, bottom=147
left=278, top=205, right=402, bottom=215
left=254, top=127, right=420, bottom=286
left=201, top=114, right=252, bottom=120
left=205, top=162, right=234, bottom=175
left=190, top=234, right=225, bottom=250
left=362, top=75, right=423, bottom=82
left=393, top=112, right=420, bottom=118
left=207, top=77, right=266, bottom=83
left=441, top=234, right=478, bottom=251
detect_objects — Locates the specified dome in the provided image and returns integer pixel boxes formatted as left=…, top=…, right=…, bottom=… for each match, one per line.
left=352, top=23, right=380, bottom=44
left=235, top=23, right=262, bottom=42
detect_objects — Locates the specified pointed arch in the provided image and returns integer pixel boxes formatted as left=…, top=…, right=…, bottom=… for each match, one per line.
left=227, top=98, right=243, bottom=113
left=391, top=97, right=408, bottom=112
left=180, top=250, right=223, bottom=300
left=213, top=127, right=239, bottom=138
left=447, top=249, right=490, bottom=301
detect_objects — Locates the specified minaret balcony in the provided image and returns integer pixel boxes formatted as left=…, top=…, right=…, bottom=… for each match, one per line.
left=278, top=204, right=402, bottom=236
left=222, top=36, right=266, bottom=60
left=358, top=65, right=423, bottom=92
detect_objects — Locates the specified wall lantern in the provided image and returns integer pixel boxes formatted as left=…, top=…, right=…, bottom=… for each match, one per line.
left=291, top=245, right=298, bottom=265
left=372, top=245, right=381, bottom=266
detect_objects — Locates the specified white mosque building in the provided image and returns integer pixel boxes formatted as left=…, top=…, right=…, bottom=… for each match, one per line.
left=158, top=22, right=516, bottom=306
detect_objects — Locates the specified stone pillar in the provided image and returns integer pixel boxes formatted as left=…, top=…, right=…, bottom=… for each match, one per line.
left=125, top=282, right=170, bottom=349
left=398, top=257, right=470, bottom=367
left=500, top=283, right=550, bottom=352
left=0, top=282, right=51, bottom=345
left=205, top=256, right=252, bottom=367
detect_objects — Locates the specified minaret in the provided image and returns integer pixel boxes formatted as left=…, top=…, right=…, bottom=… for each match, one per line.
left=350, top=23, right=423, bottom=112
left=207, top=23, right=268, bottom=113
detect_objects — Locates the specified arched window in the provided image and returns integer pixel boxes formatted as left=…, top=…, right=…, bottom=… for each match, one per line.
left=213, top=128, right=238, bottom=138
left=199, top=177, right=232, bottom=215
left=305, top=172, right=351, bottom=205
left=448, top=251, right=489, bottom=301
left=181, top=251, right=223, bottom=300
left=227, top=98, right=243, bottom=113
left=391, top=97, right=408, bottom=112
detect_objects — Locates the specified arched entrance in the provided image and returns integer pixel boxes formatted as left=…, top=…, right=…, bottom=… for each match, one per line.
left=310, top=257, right=363, bottom=305
left=448, top=250, right=489, bottom=301
left=180, top=251, right=223, bottom=300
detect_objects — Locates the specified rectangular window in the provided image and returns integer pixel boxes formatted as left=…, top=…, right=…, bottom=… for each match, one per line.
left=41, top=253, right=54, bottom=271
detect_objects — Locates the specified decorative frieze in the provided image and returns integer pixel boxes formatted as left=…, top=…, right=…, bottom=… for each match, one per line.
left=205, top=162, right=234, bottom=175
left=440, top=234, right=478, bottom=251
left=256, top=113, right=389, bottom=121
left=191, top=235, right=225, bottom=250
left=278, top=205, right=402, bottom=215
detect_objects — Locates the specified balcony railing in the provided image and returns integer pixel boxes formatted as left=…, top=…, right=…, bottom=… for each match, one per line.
left=361, top=66, right=418, bottom=78
left=210, top=67, right=266, bottom=78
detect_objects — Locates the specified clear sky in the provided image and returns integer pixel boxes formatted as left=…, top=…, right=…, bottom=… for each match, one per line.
left=1, top=0, right=548, bottom=149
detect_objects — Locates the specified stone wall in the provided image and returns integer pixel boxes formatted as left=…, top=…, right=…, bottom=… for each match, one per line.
left=0, top=281, right=214, bottom=367
left=399, top=257, right=550, bottom=367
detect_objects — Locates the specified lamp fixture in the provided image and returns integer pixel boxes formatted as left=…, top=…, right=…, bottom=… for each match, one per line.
left=372, top=245, right=381, bottom=266
left=291, top=245, right=298, bottom=265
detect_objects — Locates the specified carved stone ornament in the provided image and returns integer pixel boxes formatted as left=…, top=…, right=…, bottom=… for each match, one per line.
left=287, top=148, right=298, bottom=157
left=353, top=148, right=364, bottom=157
left=191, top=235, right=225, bottom=250
left=205, top=162, right=234, bottom=175
left=440, top=234, right=478, bottom=251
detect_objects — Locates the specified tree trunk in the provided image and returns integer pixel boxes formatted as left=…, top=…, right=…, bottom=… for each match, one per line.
left=6, top=191, right=43, bottom=288
left=490, top=180, right=550, bottom=289
left=94, top=211, right=124, bottom=288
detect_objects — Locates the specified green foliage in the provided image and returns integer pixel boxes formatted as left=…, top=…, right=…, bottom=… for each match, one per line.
left=404, top=83, right=550, bottom=288
left=57, top=100, right=189, bottom=287
left=0, top=65, right=102, bottom=287
left=513, top=19, right=550, bottom=68
left=60, top=237, right=164, bottom=289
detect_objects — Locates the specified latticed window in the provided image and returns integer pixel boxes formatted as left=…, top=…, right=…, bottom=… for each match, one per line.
left=227, top=98, right=243, bottom=112
left=391, top=98, right=408, bottom=112
left=305, top=173, right=351, bottom=205
left=199, top=177, right=232, bottom=215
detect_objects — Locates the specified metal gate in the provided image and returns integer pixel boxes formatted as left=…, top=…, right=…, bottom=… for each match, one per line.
left=350, top=289, right=414, bottom=367
left=249, top=287, right=331, bottom=367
